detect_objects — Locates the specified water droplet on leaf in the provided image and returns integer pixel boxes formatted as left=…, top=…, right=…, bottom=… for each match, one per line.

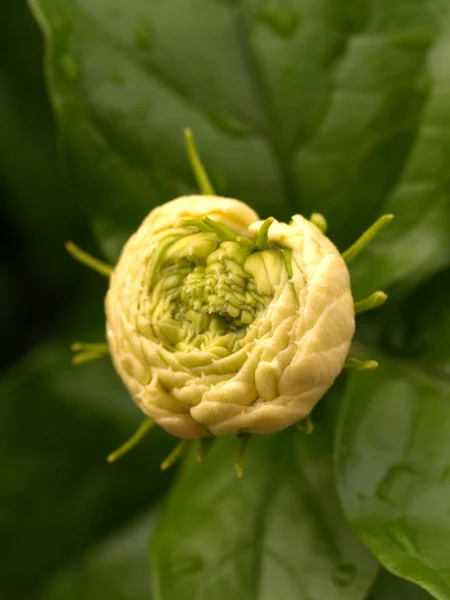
left=59, top=55, right=81, bottom=82
left=332, top=563, right=356, bottom=587
left=260, top=1, right=299, bottom=38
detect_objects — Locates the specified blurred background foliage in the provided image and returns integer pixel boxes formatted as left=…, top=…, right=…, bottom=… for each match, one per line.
left=0, top=3, right=174, bottom=598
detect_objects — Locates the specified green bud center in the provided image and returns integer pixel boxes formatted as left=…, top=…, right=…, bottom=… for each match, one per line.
left=146, top=218, right=290, bottom=352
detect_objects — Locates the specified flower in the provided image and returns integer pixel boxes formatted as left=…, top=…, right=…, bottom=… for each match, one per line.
left=67, top=130, right=391, bottom=472
left=105, top=194, right=355, bottom=439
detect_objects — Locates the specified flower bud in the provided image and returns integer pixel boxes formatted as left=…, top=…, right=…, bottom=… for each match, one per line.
left=105, top=195, right=355, bottom=439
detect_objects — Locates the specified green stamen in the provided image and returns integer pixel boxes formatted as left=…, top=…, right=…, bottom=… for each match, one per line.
left=354, top=291, right=387, bottom=315
left=161, top=440, right=191, bottom=470
left=197, top=437, right=215, bottom=463
left=71, top=342, right=109, bottom=353
left=236, top=236, right=256, bottom=252
left=296, top=416, right=314, bottom=434
left=146, top=235, right=180, bottom=290
left=282, top=248, right=293, bottom=278
left=344, top=357, right=379, bottom=370
left=202, top=217, right=237, bottom=241
left=145, top=213, right=289, bottom=346
left=310, top=213, right=328, bottom=233
left=342, top=214, right=394, bottom=264
left=181, top=219, right=215, bottom=233
left=107, top=419, right=154, bottom=463
left=256, top=217, right=274, bottom=249
left=184, top=128, right=215, bottom=196
left=235, top=434, right=251, bottom=478
left=72, top=351, right=107, bottom=365
left=65, top=241, right=113, bottom=277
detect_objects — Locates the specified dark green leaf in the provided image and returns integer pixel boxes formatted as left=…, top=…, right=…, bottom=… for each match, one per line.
left=335, top=357, right=450, bottom=599
left=381, top=268, right=450, bottom=378
left=0, top=342, right=172, bottom=598
left=37, top=511, right=156, bottom=600
left=30, top=0, right=450, bottom=281
left=151, top=424, right=378, bottom=600
left=369, top=569, right=432, bottom=600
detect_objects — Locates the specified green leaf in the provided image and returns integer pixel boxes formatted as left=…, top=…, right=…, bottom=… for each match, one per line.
left=29, top=0, right=298, bottom=261
left=151, top=423, right=378, bottom=600
left=29, top=0, right=450, bottom=277
left=382, top=268, right=450, bottom=378
left=0, top=27, right=91, bottom=288
left=0, top=342, right=173, bottom=598
left=335, top=357, right=450, bottom=599
left=369, top=569, right=432, bottom=600
left=37, top=510, right=157, bottom=600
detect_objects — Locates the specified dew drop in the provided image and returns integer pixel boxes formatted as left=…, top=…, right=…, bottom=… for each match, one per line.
left=260, top=0, right=299, bottom=38
left=134, top=22, right=153, bottom=50
left=332, top=563, right=356, bottom=587
left=376, top=464, right=417, bottom=508
left=59, top=54, right=81, bottom=83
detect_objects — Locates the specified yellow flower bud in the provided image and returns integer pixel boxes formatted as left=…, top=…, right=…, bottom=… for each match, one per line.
left=105, top=195, right=355, bottom=439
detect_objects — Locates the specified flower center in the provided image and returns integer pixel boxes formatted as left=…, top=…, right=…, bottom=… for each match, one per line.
left=145, top=218, right=290, bottom=352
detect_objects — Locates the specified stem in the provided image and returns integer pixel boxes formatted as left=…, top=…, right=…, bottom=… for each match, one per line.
left=107, top=419, right=154, bottom=463
left=65, top=241, right=113, bottom=276
left=354, top=291, right=387, bottom=315
left=342, top=214, right=394, bottom=264
left=184, top=128, right=215, bottom=195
